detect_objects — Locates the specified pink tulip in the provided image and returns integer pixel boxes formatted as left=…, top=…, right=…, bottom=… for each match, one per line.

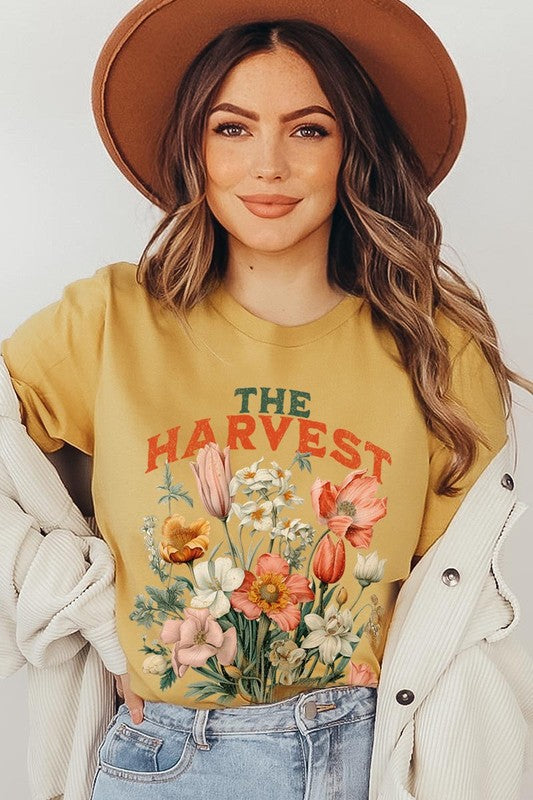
left=190, top=442, right=233, bottom=519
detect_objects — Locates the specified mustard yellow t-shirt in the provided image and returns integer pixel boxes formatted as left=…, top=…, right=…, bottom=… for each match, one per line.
left=1, top=262, right=507, bottom=708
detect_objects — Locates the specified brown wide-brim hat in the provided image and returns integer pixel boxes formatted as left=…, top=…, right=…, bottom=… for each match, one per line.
left=91, top=0, right=467, bottom=211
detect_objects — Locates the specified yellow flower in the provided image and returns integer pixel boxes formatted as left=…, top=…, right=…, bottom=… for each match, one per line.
left=158, top=514, right=210, bottom=563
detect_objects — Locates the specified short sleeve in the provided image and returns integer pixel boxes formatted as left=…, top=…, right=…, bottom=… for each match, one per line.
left=414, top=333, right=508, bottom=558
left=0, top=267, right=109, bottom=455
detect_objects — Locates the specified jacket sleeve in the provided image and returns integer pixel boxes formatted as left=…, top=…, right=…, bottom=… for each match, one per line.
left=0, top=354, right=127, bottom=677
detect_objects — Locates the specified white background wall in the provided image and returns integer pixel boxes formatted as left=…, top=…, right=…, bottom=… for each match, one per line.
left=0, top=1, right=531, bottom=797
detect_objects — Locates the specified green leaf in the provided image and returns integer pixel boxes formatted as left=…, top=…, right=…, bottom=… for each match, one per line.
left=160, top=666, right=177, bottom=691
left=145, top=584, right=186, bottom=616
left=294, top=451, right=313, bottom=472
left=194, top=664, right=225, bottom=682
left=140, top=641, right=168, bottom=656
left=129, top=596, right=156, bottom=628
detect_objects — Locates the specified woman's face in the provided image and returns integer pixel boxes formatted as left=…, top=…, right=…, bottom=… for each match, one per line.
left=204, top=45, right=343, bottom=255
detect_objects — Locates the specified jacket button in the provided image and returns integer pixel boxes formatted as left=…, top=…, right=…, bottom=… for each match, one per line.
left=303, top=700, right=317, bottom=719
left=396, top=689, right=415, bottom=705
left=501, top=473, right=514, bottom=490
left=442, top=568, right=460, bottom=586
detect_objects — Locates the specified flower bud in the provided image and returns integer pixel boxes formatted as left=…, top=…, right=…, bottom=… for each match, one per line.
left=142, top=653, right=167, bottom=675
left=336, top=586, right=348, bottom=607
left=224, top=665, right=242, bottom=680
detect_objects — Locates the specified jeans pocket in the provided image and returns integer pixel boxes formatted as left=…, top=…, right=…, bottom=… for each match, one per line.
left=99, top=711, right=197, bottom=783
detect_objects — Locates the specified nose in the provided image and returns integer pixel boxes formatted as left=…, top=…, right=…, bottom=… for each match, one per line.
left=250, top=134, right=290, bottom=182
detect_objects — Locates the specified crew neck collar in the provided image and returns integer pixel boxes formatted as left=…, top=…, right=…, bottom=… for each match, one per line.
left=206, top=283, right=364, bottom=347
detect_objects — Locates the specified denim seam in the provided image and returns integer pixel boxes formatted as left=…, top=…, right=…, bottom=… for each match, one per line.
left=204, top=726, right=300, bottom=735
left=99, top=733, right=197, bottom=784
left=302, top=711, right=377, bottom=733
left=128, top=714, right=192, bottom=734
left=297, top=730, right=309, bottom=789
left=115, top=722, right=164, bottom=748
left=88, top=765, right=101, bottom=799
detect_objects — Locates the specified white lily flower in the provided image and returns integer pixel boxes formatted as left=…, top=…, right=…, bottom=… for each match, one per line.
left=190, top=556, right=245, bottom=618
left=301, top=603, right=359, bottom=664
left=230, top=499, right=274, bottom=531
left=228, top=457, right=274, bottom=495
left=270, top=517, right=309, bottom=542
left=267, top=461, right=292, bottom=487
left=272, top=475, right=305, bottom=509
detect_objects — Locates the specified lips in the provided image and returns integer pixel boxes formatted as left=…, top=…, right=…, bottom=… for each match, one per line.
left=239, top=194, right=301, bottom=204
left=238, top=194, right=302, bottom=219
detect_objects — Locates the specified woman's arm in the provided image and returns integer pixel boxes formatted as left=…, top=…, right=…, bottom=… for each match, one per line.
left=44, top=444, right=94, bottom=517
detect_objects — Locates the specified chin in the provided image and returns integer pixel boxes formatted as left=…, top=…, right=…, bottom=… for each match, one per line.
left=241, top=230, right=303, bottom=249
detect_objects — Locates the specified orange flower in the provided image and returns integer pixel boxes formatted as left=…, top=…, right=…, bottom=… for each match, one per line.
left=311, top=469, right=387, bottom=548
left=231, top=553, right=314, bottom=632
left=312, top=534, right=346, bottom=583
left=158, top=514, right=210, bottom=563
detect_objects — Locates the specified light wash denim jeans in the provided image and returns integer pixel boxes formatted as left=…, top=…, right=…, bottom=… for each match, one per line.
left=90, top=683, right=376, bottom=800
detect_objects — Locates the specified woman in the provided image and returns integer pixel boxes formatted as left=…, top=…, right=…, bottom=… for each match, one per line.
left=2, top=1, right=531, bottom=798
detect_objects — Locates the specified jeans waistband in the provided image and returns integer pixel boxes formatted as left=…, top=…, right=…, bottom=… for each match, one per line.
left=135, top=684, right=377, bottom=749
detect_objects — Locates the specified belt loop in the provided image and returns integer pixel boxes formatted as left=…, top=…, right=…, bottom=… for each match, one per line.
left=192, top=708, right=211, bottom=750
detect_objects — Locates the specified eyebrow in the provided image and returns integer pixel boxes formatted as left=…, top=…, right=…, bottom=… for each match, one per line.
left=209, top=102, right=336, bottom=122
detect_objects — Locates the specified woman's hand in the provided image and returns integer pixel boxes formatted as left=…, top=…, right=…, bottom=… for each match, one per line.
left=113, top=671, right=145, bottom=724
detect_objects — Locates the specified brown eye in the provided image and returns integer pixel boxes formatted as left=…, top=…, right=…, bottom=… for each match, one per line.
left=213, top=122, right=247, bottom=137
left=293, top=124, right=329, bottom=139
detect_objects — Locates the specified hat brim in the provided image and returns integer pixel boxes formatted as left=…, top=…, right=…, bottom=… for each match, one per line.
left=92, top=0, right=467, bottom=210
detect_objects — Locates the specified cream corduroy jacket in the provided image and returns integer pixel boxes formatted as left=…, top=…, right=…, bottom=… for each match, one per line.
left=1, top=352, right=533, bottom=800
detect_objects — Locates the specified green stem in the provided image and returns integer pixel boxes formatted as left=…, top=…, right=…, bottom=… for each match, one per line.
left=302, top=650, right=321, bottom=680
left=305, top=529, right=330, bottom=580
left=222, top=518, right=243, bottom=568
left=255, top=615, right=270, bottom=702
left=351, top=602, right=372, bottom=622
left=317, top=580, right=327, bottom=617
left=348, top=586, right=365, bottom=612
left=167, top=563, right=174, bottom=587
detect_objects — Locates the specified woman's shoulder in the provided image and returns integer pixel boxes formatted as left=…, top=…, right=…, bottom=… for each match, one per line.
left=91, top=260, right=140, bottom=294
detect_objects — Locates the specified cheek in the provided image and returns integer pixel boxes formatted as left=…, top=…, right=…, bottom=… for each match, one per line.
left=205, top=143, right=243, bottom=189
left=296, top=146, right=342, bottom=195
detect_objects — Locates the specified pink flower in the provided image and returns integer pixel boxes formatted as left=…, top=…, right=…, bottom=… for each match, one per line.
left=349, top=661, right=379, bottom=688
left=190, top=442, right=233, bottom=519
left=311, top=469, right=387, bottom=548
left=231, top=553, right=315, bottom=632
left=160, top=607, right=237, bottom=678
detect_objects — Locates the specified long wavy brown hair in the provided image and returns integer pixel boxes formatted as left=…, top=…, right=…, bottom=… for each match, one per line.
left=136, top=18, right=531, bottom=497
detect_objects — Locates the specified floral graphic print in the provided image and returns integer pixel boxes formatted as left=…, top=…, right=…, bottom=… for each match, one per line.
left=130, top=442, right=387, bottom=704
